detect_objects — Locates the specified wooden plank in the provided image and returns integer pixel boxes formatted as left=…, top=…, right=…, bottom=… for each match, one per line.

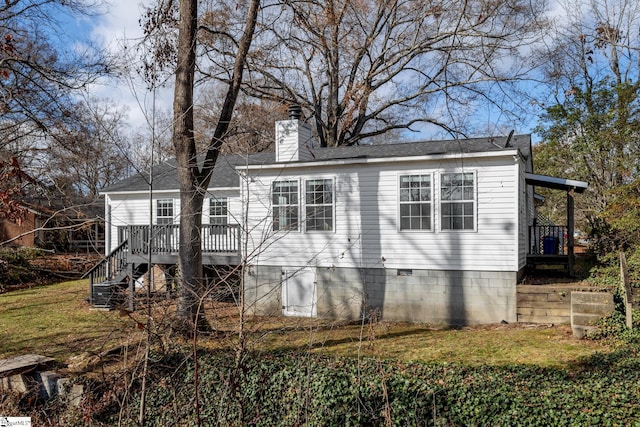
left=517, top=315, right=570, bottom=324
left=571, top=291, right=615, bottom=337
left=517, top=301, right=571, bottom=310
left=517, top=308, right=569, bottom=317
left=620, top=252, right=633, bottom=329
left=0, top=354, right=56, bottom=378
left=518, top=293, right=549, bottom=304
left=517, top=285, right=592, bottom=293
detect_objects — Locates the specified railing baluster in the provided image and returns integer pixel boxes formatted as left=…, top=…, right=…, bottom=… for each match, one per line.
left=119, top=224, right=241, bottom=256
left=529, top=224, right=568, bottom=255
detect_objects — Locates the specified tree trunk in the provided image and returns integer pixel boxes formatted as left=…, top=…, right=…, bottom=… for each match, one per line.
left=173, top=0, right=202, bottom=327
left=171, top=0, right=260, bottom=330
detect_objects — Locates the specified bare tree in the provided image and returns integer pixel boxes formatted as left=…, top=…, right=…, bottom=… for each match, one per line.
left=194, top=92, right=284, bottom=154
left=0, top=0, right=109, bottom=145
left=534, top=0, right=640, bottom=219
left=45, top=98, right=133, bottom=202
left=168, top=0, right=261, bottom=328
left=238, top=0, right=547, bottom=147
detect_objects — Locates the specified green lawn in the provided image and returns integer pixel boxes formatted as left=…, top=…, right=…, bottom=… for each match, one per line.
left=0, top=280, right=610, bottom=370
left=0, top=280, right=138, bottom=361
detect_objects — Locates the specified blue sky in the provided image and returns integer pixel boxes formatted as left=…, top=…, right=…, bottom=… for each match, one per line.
left=73, top=0, right=562, bottom=144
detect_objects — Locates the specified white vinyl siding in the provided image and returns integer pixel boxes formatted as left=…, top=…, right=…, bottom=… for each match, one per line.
left=106, top=153, right=521, bottom=272
left=244, top=157, right=519, bottom=272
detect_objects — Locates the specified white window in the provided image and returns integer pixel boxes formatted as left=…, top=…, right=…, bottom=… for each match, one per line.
left=440, top=172, right=475, bottom=230
left=273, top=180, right=299, bottom=231
left=305, top=178, right=334, bottom=231
left=209, top=197, right=228, bottom=233
left=399, top=174, right=432, bottom=230
left=156, top=199, right=174, bottom=225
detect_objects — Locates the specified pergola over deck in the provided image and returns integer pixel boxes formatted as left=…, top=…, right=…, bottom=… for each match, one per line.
left=525, top=173, right=588, bottom=276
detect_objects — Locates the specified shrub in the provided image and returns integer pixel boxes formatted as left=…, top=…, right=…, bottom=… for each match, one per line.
left=81, top=349, right=640, bottom=426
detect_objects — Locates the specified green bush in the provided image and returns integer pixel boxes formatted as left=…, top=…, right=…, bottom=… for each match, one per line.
left=0, top=247, right=43, bottom=285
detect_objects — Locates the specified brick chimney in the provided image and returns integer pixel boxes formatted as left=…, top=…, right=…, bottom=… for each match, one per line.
left=275, top=105, right=313, bottom=162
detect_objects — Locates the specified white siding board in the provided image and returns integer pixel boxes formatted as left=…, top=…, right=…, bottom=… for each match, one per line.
left=245, top=155, right=520, bottom=272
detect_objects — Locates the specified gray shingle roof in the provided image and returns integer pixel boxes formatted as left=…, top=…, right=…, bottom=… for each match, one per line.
left=101, top=134, right=531, bottom=193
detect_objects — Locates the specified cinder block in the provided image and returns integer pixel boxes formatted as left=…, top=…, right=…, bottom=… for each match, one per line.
left=39, top=371, right=63, bottom=399
left=58, top=378, right=84, bottom=407
left=1, top=374, right=29, bottom=393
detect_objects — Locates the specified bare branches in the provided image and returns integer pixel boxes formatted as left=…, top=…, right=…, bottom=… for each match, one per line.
left=0, top=0, right=111, bottom=143
left=241, top=0, right=547, bottom=146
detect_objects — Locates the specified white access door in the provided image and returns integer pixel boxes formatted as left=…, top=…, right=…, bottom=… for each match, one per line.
left=282, top=267, right=317, bottom=317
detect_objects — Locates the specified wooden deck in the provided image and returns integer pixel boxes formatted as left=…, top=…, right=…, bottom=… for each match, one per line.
left=115, top=224, right=242, bottom=265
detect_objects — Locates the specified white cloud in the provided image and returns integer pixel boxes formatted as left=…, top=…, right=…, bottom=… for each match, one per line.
left=86, top=0, right=174, bottom=133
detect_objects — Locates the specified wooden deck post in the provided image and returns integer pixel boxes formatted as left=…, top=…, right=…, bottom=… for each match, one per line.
left=620, top=252, right=634, bottom=329
left=128, top=263, right=135, bottom=312
left=567, top=189, right=575, bottom=277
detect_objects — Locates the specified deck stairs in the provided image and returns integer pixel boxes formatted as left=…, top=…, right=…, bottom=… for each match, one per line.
left=84, top=240, right=146, bottom=308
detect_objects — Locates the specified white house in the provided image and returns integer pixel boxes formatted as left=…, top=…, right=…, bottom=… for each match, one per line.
left=92, top=109, right=587, bottom=325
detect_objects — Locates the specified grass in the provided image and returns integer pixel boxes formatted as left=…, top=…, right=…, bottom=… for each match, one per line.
left=0, top=280, right=611, bottom=370
left=248, top=321, right=606, bottom=368
left=0, top=280, right=139, bottom=362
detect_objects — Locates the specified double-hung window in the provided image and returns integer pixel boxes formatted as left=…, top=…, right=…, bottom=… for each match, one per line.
left=156, top=199, right=174, bottom=225
left=305, top=178, right=334, bottom=231
left=210, top=197, right=228, bottom=234
left=399, top=174, right=432, bottom=230
left=440, top=172, right=475, bottom=230
left=273, top=180, right=299, bottom=231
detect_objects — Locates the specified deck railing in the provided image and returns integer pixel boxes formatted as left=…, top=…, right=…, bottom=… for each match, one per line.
left=83, top=239, right=129, bottom=305
left=529, top=225, right=567, bottom=255
left=117, top=224, right=241, bottom=255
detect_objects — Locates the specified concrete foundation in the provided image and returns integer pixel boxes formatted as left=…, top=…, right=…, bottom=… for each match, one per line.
left=245, top=265, right=517, bottom=325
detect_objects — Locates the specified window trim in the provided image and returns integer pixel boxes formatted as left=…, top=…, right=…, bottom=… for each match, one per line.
left=439, top=170, right=477, bottom=232
left=304, top=177, right=335, bottom=233
left=398, top=173, right=433, bottom=232
left=209, top=196, right=228, bottom=232
left=272, top=179, right=300, bottom=232
left=156, top=198, right=174, bottom=225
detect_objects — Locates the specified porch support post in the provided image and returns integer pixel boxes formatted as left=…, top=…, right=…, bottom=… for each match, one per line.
left=567, top=189, right=575, bottom=277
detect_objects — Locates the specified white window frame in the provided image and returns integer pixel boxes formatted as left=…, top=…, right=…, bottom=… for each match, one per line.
left=439, top=171, right=477, bottom=231
left=209, top=197, right=228, bottom=234
left=272, top=180, right=300, bottom=232
left=156, top=199, right=174, bottom=225
left=304, top=178, right=335, bottom=232
left=398, top=173, right=433, bottom=231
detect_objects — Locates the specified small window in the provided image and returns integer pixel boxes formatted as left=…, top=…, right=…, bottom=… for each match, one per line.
left=305, top=178, right=334, bottom=231
left=399, top=174, right=432, bottom=230
left=440, top=172, right=475, bottom=230
left=273, top=180, right=299, bottom=231
left=210, top=197, right=228, bottom=233
left=156, top=199, right=174, bottom=225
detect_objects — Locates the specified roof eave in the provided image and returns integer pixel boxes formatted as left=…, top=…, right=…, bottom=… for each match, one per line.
left=238, top=149, right=521, bottom=171
left=525, top=173, right=588, bottom=193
